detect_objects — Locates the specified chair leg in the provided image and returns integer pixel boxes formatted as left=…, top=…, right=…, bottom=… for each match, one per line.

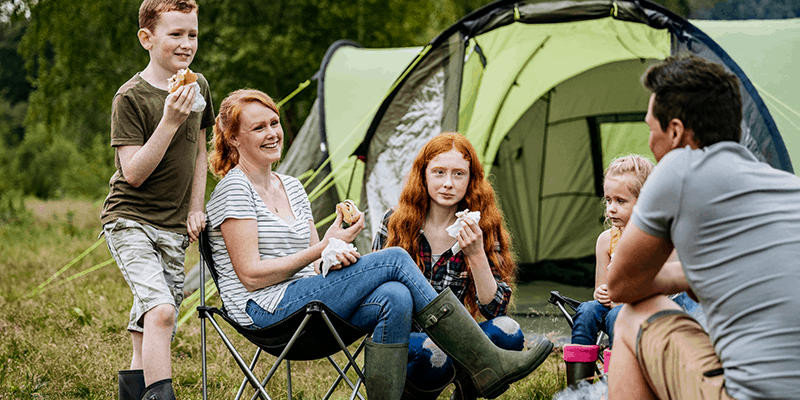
left=322, top=338, right=367, bottom=400
left=286, top=360, right=291, bottom=400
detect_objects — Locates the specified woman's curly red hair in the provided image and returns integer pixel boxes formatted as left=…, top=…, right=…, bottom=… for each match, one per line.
left=385, top=133, right=515, bottom=318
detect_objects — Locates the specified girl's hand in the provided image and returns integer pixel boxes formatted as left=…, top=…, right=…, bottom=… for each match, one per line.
left=456, top=216, right=485, bottom=258
left=594, top=284, right=613, bottom=306
left=323, top=207, right=364, bottom=244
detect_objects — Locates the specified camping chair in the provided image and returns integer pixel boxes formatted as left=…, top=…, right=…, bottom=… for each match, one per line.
left=548, top=291, right=607, bottom=366
left=197, top=231, right=369, bottom=400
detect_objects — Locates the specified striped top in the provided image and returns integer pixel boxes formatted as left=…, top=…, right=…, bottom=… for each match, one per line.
left=206, top=168, right=317, bottom=326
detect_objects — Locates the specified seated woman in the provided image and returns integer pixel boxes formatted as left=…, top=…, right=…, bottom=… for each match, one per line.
left=205, top=89, right=553, bottom=400
left=372, top=133, right=550, bottom=399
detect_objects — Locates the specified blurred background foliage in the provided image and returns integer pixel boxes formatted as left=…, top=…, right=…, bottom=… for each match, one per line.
left=0, top=0, right=798, bottom=206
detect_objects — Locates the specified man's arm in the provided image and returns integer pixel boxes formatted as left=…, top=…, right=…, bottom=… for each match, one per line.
left=606, top=224, right=675, bottom=304
left=186, top=128, right=208, bottom=242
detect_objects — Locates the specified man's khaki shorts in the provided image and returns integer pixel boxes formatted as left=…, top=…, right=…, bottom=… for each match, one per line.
left=103, top=218, right=188, bottom=334
left=636, top=309, right=735, bottom=400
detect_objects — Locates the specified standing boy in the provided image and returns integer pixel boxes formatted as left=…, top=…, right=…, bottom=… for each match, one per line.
left=607, top=55, right=800, bottom=399
left=100, top=1, right=214, bottom=399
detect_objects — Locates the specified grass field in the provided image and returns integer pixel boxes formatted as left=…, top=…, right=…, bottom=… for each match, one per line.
left=0, top=199, right=572, bottom=399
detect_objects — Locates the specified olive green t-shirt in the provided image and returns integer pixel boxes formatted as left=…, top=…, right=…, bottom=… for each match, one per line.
left=100, top=72, right=215, bottom=234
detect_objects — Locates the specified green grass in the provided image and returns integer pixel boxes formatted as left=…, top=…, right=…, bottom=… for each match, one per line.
left=0, top=199, right=570, bottom=399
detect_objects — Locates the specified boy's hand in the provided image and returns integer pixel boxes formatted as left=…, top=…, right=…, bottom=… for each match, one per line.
left=163, top=84, right=195, bottom=129
left=187, top=210, right=206, bottom=243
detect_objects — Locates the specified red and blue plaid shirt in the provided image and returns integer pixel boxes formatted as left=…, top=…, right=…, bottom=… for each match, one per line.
left=372, top=209, right=512, bottom=320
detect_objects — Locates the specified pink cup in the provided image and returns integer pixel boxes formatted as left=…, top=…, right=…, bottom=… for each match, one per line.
left=563, top=344, right=599, bottom=386
left=603, top=348, right=612, bottom=374
left=563, top=344, right=599, bottom=363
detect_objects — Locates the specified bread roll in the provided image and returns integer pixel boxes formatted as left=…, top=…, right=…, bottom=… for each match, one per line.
left=168, top=68, right=198, bottom=93
left=336, top=200, right=360, bottom=225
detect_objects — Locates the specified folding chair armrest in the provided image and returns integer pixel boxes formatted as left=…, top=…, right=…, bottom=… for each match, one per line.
left=548, top=291, right=582, bottom=310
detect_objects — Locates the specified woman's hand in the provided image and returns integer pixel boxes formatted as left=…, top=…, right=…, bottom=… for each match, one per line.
left=323, top=207, right=364, bottom=244
left=456, top=216, right=485, bottom=258
left=594, top=284, right=613, bottom=307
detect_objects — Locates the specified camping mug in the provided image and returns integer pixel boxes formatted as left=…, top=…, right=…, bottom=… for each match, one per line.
left=563, top=344, right=599, bottom=387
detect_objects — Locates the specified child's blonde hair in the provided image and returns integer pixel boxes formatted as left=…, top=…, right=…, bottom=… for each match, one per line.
left=604, top=155, right=654, bottom=199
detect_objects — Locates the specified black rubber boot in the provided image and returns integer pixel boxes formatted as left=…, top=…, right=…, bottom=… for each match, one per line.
left=415, top=288, right=554, bottom=399
left=364, top=338, right=408, bottom=400
left=118, top=370, right=145, bottom=400
left=140, top=379, right=175, bottom=400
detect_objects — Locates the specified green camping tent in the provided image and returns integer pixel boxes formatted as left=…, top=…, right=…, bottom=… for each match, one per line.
left=283, top=1, right=799, bottom=284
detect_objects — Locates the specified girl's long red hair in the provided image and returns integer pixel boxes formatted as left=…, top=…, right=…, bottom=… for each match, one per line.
left=385, top=133, right=515, bottom=318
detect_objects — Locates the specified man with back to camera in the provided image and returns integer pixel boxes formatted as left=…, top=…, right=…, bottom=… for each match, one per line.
left=606, top=55, right=800, bottom=399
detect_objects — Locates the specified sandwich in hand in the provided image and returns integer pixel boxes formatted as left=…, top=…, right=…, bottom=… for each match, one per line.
left=336, top=200, right=360, bottom=226
left=168, top=68, right=198, bottom=93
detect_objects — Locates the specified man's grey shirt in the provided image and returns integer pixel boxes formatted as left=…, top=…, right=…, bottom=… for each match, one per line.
left=632, top=142, right=800, bottom=400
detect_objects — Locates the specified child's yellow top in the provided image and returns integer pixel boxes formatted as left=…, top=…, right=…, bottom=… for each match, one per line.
left=608, top=226, right=622, bottom=258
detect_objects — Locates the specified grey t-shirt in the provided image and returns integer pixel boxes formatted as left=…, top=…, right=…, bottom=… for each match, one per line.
left=632, top=142, right=800, bottom=400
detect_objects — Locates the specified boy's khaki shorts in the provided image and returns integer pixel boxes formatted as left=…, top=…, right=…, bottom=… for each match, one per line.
left=103, top=218, right=188, bottom=334
left=636, top=309, right=735, bottom=400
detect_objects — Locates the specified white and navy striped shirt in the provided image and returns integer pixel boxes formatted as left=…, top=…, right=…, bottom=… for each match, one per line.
left=206, top=168, right=316, bottom=326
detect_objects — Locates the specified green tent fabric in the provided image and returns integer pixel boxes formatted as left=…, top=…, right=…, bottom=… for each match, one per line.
left=282, top=2, right=798, bottom=283
left=691, top=19, right=800, bottom=173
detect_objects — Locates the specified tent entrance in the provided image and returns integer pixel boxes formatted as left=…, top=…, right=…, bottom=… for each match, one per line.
left=491, top=59, right=656, bottom=283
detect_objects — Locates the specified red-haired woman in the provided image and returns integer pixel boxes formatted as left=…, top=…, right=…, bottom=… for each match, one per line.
left=372, top=133, right=552, bottom=399
left=207, top=92, right=551, bottom=400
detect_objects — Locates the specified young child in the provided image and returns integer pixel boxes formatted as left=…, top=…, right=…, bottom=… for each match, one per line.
left=100, top=1, right=215, bottom=399
left=570, top=155, right=653, bottom=347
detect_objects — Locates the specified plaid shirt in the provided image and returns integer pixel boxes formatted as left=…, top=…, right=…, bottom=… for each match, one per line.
left=372, top=209, right=512, bottom=319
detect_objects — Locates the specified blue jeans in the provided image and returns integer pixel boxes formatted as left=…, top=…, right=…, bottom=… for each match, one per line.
left=571, top=293, right=702, bottom=347
left=571, top=300, right=622, bottom=346
left=245, top=247, right=439, bottom=344
left=406, top=316, right=525, bottom=390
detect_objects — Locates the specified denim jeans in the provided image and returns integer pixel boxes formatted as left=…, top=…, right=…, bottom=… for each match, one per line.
left=245, top=247, right=439, bottom=344
left=571, top=300, right=622, bottom=346
left=571, top=293, right=702, bottom=347
left=406, top=316, right=525, bottom=390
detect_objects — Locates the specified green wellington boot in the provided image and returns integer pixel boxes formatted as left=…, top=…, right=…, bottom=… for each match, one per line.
left=118, top=370, right=145, bottom=400
left=415, top=288, right=553, bottom=399
left=364, top=338, right=408, bottom=400
left=400, top=367, right=455, bottom=400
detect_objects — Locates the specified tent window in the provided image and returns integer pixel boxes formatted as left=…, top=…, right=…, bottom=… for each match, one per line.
left=588, top=113, right=650, bottom=196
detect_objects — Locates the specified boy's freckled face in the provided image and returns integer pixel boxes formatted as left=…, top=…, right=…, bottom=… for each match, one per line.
left=147, top=10, right=198, bottom=74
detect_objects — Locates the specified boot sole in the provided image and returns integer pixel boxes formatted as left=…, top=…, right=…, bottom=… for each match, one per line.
left=480, top=340, right=554, bottom=399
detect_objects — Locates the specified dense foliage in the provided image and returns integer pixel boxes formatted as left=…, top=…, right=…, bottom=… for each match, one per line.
left=0, top=0, right=796, bottom=202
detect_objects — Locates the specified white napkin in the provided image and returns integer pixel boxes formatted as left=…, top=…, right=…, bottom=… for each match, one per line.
left=167, top=81, right=206, bottom=112
left=446, top=209, right=481, bottom=254
left=320, top=238, right=357, bottom=277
